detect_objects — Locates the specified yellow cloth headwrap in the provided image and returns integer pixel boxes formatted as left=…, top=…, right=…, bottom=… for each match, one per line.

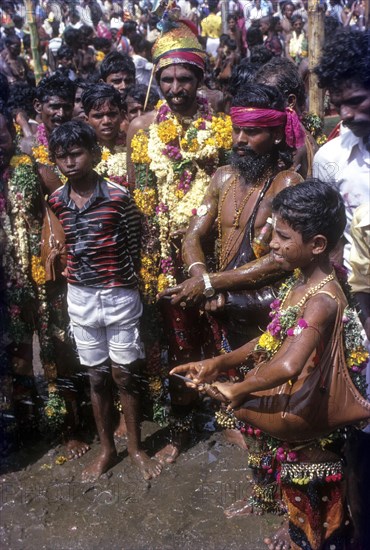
left=152, top=20, right=206, bottom=72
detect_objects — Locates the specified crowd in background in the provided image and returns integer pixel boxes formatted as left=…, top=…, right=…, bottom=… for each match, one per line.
left=0, top=2, right=369, bottom=547
left=0, top=0, right=367, bottom=108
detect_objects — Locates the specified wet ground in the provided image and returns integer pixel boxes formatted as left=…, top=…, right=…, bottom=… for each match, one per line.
left=0, top=422, right=282, bottom=550
left=1, top=336, right=281, bottom=549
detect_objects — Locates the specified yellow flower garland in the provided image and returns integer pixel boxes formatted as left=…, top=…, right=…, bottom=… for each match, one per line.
left=157, top=119, right=179, bottom=143
left=131, top=131, right=151, bottom=164
left=31, top=255, right=46, bottom=285
left=10, top=154, right=33, bottom=168
left=133, top=188, right=157, bottom=216
left=32, top=144, right=54, bottom=166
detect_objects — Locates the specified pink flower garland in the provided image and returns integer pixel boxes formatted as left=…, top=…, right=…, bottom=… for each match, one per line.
left=36, top=123, right=49, bottom=147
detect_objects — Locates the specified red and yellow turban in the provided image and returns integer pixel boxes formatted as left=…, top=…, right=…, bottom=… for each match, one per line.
left=152, top=20, right=206, bottom=73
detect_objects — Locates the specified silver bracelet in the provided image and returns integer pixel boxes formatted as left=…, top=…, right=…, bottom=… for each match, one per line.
left=188, top=261, right=206, bottom=275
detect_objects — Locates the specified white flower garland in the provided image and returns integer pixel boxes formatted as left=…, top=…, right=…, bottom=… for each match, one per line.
left=95, top=145, right=127, bottom=179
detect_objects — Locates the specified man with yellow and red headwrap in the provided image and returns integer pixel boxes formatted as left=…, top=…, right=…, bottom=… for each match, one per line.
left=126, top=16, right=232, bottom=463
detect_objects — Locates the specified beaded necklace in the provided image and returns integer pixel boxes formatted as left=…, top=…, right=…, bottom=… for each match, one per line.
left=280, top=271, right=335, bottom=310
left=217, top=176, right=259, bottom=270
left=255, top=270, right=335, bottom=359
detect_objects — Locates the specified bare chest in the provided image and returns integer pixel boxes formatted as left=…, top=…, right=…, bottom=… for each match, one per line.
left=218, top=178, right=272, bottom=233
left=217, top=177, right=273, bottom=269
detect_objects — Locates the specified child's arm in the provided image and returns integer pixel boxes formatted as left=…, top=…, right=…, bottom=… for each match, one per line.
left=212, top=292, right=339, bottom=408
left=170, top=336, right=260, bottom=384
left=124, top=193, right=142, bottom=272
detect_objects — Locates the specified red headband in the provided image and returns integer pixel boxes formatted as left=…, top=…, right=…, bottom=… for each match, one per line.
left=230, top=107, right=306, bottom=149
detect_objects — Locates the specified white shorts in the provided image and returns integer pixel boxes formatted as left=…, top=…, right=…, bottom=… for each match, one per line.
left=206, top=37, right=220, bottom=58
left=67, top=284, right=145, bottom=367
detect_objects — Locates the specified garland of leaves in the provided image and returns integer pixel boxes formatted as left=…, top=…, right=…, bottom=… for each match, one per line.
left=6, top=152, right=66, bottom=433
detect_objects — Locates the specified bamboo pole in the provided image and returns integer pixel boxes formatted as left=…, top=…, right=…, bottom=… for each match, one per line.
left=308, top=0, right=325, bottom=118
left=24, top=0, right=43, bottom=84
left=221, top=0, right=229, bottom=34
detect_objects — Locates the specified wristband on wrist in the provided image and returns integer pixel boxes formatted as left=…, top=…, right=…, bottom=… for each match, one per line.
left=202, top=273, right=215, bottom=298
left=187, top=261, right=206, bottom=275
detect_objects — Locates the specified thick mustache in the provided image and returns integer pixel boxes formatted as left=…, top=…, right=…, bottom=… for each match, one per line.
left=232, top=144, right=255, bottom=154
left=167, top=91, right=188, bottom=99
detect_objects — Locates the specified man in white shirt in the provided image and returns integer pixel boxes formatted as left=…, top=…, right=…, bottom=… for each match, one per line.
left=313, top=29, right=370, bottom=549
left=131, top=36, right=155, bottom=88
left=313, top=30, right=370, bottom=270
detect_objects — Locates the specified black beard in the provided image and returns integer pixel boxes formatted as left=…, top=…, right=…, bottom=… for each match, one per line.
left=230, top=146, right=278, bottom=182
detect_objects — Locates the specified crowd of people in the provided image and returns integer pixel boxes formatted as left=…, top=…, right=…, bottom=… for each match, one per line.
left=0, top=1, right=369, bottom=549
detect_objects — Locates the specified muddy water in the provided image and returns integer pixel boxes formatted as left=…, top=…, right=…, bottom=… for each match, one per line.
left=0, top=423, right=282, bottom=550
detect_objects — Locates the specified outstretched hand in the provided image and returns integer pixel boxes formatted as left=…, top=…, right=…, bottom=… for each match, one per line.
left=170, top=357, right=222, bottom=385
left=157, top=275, right=205, bottom=305
left=170, top=359, right=232, bottom=404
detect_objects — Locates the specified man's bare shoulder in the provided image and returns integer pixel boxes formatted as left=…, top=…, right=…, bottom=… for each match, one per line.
left=128, top=110, right=157, bottom=135
left=212, top=164, right=235, bottom=191
left=271, top=169, right=303, bottom=193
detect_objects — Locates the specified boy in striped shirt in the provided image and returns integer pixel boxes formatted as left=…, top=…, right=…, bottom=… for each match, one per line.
left=49, top=120, right=162, bottom=482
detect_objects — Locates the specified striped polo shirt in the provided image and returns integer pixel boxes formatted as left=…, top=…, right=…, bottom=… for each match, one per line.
left=49, top=177, right=141, bottom=288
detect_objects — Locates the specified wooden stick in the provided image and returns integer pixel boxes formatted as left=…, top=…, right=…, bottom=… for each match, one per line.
left=144, top=63, right=156, bottom=111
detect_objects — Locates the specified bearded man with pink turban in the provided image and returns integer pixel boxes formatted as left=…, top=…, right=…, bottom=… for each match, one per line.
left=158, top=81, right=305, bottom=491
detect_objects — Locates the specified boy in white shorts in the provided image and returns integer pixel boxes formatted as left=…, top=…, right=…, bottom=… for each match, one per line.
left=48, top=120, right=162, bottom=481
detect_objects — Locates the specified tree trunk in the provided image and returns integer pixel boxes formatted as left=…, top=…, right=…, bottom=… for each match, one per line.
left=221, top=0, right=229, bottom=34
left=308, top=0, right=325, bottom=118
left=24, top=0, right=43, bottom=84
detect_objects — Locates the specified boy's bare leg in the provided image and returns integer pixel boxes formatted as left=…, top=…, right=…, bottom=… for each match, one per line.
left=114, top=413, right=128, bottom=438
left=60, top=383, right=90, bottom=459
left=155, top=377, right=194, bottom=464
left=112, top=361, right=162, bottom=480
left=82, top=363, right=118, bottom=482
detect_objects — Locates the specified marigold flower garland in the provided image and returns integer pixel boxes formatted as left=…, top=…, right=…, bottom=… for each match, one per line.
left=132, top=97, right=232, bottom=299
left=31, top=123, right=67, bottom=183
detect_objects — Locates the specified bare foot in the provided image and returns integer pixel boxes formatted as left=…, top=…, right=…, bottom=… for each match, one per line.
left=66, top=439, right=90, bottom=460
left=114, top=414, right=127, bottom=438
left=223, top=428, right=248, bottom=450
left=155, top=443, right=180, bottom=465
left=264, top=524, right=291, bottom=550
left=155, top=430, right=190, bottom=465
left=130, top=450, right=162, bottom=480
left=81, top=451, right=118, bottom=483
left=224, top=498, right=263, bottom=518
